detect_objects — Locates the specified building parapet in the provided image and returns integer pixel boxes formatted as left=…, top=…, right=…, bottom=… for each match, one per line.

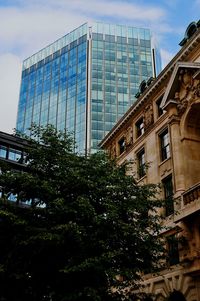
left=183, top=182, right=200, bottom=205
left=174, top=182, right=200, bottom=222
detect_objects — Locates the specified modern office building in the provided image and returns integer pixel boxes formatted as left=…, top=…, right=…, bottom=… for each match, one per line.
left=0, top=131, right=27, bottom=169
left=0, top=131, right=27, bottom=201
left=16, top=22, right=161, bottom=154
left=100, top=21, right=200, bottom=300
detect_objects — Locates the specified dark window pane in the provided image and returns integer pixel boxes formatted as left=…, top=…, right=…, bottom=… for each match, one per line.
left=156, top=96, right=163, bottom=117
left=167, top=235, right=179, bottom=265
left=105, top=34, right=115, bottom=42
left=136, top=117, right=144, bottom=137
left=128, top=38, right=138, bottom=45
left=160, top=129, right=170, bottom=161
left=118, top=137, right=125, bottom=155
left=137, top=148, right=146, bottom=178
left=117, top=36, right=126, bottom=43
left=92, top=33, right=103, bottom=40
left=163, top=175, right=174, bottom=216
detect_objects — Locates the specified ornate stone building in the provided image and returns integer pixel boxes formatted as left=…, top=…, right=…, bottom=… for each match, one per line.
left=100, top=21, right=200, bottom=301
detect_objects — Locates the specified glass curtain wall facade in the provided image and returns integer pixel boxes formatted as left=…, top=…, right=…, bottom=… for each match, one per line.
left=17, top=24, right=88, bottom=153
left=16, top=22, right=161, bottom=154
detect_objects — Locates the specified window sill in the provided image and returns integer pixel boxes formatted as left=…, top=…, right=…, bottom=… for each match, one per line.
left=159, top=156, right=171, bottom=167
left=136, top=174, right=147, bottom=183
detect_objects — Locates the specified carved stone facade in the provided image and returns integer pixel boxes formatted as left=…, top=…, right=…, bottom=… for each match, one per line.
left=144, top=103, right=154, bottom=130
left=100, top=25, right=200, bottom=301
left=173, top=68, right=200, bottom=115
left=110, top=142, right=116, bottom=158
left=125, top=126, right=133, bottom=147
left=143, top=270, right=198, bottom=301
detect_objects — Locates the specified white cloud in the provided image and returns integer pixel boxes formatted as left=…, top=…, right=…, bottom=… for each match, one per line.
left=160, top=48, right=174, bottom=68
left=7, top=0, right=166, bottom=23
left=63, top=0, right=165, bottom=22
left=0, top=0, right=170, bottom=62
left=0, top=6, right=90, bottom=58
left=0, top=53, right=21, bottom=133
left=0, top=3, right=91, bottom=133
left=0, top=1, right=166, bottom=54
left=0, top=0, right=169, bottom=57
left=0, top=0, right=170, bottom=133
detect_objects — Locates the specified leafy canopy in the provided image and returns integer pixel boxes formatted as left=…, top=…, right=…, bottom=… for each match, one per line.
left=0, top=125, right=164, bottom=301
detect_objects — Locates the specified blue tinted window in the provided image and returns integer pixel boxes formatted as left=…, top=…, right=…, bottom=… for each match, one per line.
left=8, top=149, right=22, bottom=162
left=0, top=146, right=7, bottom=158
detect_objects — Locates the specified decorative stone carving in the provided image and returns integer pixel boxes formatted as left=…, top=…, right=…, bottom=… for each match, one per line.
left=125, top=126, right=133, bottom=147
left=144, top=103, right=154, bottom=129
left=110, top=142, right=116, bottom=158
left=175, top=68, right=200, bottom=115
left=142, top=272, right=197, bottom=301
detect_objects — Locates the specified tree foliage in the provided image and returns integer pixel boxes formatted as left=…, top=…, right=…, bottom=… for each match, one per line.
left=0, top=125, right=164, bottom=301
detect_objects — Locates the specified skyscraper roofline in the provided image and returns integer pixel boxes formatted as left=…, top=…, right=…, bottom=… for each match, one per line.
left=23, top=22, right=88, bottom=69
left=23, top=22, right=152, bottom=70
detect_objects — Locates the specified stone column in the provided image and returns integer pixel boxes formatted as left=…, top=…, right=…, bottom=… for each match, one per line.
left=164, top=100, right=186, bottom=199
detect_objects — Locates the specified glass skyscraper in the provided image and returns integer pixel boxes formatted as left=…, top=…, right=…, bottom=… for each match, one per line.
left=16, top=22, right=161, bottom=154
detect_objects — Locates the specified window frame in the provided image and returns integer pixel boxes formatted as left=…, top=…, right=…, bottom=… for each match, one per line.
left=118, top=137, right=125, bottom=155
left=167, top=234, right=179, bottom=266
left=0, top=145, right=7, bottom=159
left=135, top=117, right=144, bottom=138
left=162, top=175, right=174, bottom=216
left=8, top=148, right=23, bottom=162
left=160, top=128, right=170, bottom=161
left=156, top=95, right=163, bottom=117
left=137, top=148, right=146, bottom=179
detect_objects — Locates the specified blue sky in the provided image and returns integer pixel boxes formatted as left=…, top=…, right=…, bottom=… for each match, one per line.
left=0, top=0, right=199, bottom=133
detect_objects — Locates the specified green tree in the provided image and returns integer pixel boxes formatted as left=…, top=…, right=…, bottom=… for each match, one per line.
left=0, top=125, right=164, bottom=301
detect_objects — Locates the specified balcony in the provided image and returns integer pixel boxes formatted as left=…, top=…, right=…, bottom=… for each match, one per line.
left=174, top=182, right=200, bottom=222
left=183, top=182, right=200, bottom=205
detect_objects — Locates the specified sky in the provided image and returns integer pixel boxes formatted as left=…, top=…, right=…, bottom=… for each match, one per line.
left=0, top=0, right=199, bottom=133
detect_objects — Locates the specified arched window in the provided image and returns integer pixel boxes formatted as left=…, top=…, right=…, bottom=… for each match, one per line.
left=168, top=290, right=186, bottom=301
